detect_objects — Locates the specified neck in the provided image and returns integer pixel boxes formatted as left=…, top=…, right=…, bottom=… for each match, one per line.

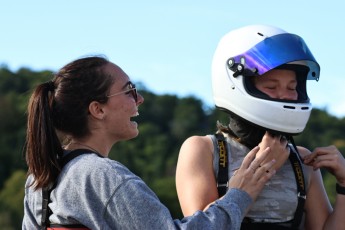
left=228, top=115, right=266, bottom=149
left=67, top=141, right=106, bottom=157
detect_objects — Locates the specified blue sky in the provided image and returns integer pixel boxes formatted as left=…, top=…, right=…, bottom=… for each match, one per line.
left=1, top=0, right=344, bottom=117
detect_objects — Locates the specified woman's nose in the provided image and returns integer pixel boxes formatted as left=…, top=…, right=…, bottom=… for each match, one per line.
left=136, top=93, right=144, bottom=105
left=279, top=89, right=298, bottom=100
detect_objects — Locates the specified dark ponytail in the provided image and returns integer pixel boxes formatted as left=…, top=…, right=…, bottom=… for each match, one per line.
left=26, top=81, right=63, bottom=190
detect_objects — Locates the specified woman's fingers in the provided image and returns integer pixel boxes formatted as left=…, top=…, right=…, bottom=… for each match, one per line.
left=240, top=163, right=276, bottom=201
left=302, top=145, right=345, bottom=184
left=304, top=146, right=339, bottom=165
left=258, top=132, right=290, bottom=171
left=253, top=159, right=276, bottom=182
left=303, top=147, right=329, bottom=164
left=244, top=146, right=274, bottom=174
left=242, top=146, right=260, bottom=169
left=229, top=145, right=276, bottom=201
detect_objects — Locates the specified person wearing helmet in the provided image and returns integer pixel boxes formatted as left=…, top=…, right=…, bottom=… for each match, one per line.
left=176, top=25, right=345, bottom=229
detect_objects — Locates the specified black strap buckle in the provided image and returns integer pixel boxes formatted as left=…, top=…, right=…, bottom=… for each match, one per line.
left=297, top=192, right=306, bottom=200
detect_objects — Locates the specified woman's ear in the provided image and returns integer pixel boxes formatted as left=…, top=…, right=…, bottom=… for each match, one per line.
left=88, top=101, right=105, bottom=120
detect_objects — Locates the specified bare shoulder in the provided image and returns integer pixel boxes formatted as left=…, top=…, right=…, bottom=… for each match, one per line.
left=181, top=135, right=213, bottom=152
left=178, top=135, right=214, bottom=161
left=297, top=146, right=311, bottom=158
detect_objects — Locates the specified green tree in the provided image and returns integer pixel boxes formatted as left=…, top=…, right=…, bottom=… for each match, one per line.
left=0, top=170, right=26, bottom=229
left=171, top=97, right=207, bottom=140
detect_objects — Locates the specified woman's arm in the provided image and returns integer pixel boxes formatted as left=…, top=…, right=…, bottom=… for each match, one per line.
left=302, top=146, right=345, bottom=230
left=176, top=135, right=219, bottom=216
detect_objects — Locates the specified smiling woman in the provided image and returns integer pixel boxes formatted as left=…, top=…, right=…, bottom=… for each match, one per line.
left=22, top=55, right=277, bottom=229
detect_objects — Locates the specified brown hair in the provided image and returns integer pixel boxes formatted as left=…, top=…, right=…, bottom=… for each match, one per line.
left=25, top=56, right=114, bottom=189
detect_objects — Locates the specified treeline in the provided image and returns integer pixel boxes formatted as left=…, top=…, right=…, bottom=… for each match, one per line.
left=0, top=66, right=345, bottom=229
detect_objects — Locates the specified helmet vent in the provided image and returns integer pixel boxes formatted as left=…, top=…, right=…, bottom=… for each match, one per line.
left=283, top=105, right=310, bottom=110
left=283, top=105, right=296, bottom=110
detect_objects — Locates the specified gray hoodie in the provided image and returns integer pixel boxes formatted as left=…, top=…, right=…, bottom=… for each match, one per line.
left=23, top=152, right=252, bottom=230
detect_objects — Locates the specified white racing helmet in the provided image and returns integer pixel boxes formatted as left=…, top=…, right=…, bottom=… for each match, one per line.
left=212, top=25, right=320, bottom=135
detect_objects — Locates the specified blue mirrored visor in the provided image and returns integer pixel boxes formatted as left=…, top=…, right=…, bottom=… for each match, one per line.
left=232, top=33, right=320, bottom=80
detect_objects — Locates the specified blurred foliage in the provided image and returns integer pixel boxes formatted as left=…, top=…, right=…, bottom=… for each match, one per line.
left=1, top=66, right=345, bottom=227
left=0, top=170, right=26, bottom=229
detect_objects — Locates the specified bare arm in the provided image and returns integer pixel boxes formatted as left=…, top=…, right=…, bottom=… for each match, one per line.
left=302, top=146, right=345, bottom=230
left=176, top=136, right=219, bottom=216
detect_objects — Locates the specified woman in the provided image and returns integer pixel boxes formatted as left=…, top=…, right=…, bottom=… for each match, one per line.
left=176, top=25, right=345, bottom=230
left=22, top=55, right=277, bottom=229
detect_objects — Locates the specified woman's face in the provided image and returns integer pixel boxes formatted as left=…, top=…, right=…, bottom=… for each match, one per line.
left=101, top=63, right=144, bottom=142
left=254, top=69, right=298, bottom=100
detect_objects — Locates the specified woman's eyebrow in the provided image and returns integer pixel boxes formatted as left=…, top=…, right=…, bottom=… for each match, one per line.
left=120, top=81, right=132, bottom=90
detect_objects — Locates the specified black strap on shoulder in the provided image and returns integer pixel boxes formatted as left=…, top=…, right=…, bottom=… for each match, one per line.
left=287, top=136, right=306, bottom=229
left=215, top=133, right=229, bottom=197
left=41, top=186, right=52, bottom=230
left=41, top=149, right=102, bottom=229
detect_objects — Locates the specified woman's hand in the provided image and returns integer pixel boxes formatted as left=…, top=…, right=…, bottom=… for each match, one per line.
left=229, top=146, right=276, bottom=201
left=303, top=145, right=345, bottom=186
left=257, top=131, right=290, bottom=171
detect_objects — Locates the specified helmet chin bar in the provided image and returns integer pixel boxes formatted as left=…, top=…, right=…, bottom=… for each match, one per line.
left=217, top=106, right=303, bottom=136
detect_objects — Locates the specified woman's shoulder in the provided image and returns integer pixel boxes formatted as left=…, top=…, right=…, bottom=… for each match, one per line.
left=297, top=146, right=311, bottom=158
left=180, top=135, right=214, bottom=154
left=177, top=135, right=215, bottom=171
left=61, top=153, right=138, bottom=183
